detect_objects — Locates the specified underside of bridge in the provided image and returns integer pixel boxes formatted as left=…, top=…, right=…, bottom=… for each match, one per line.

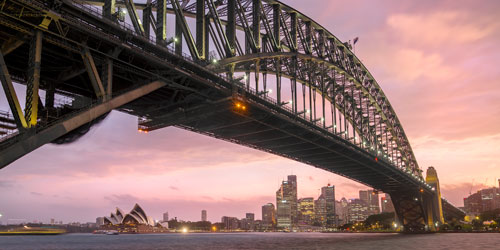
left=0, top=0, right=464, bottom=232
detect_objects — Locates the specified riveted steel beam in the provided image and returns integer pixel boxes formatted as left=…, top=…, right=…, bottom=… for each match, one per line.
left=124, top=0, right=145, bottom=37
left=102, top=0, right=116, bottom=20
left=156, top=0, right=167, bottom=45
left=196, top=0, right=206, bottom=60
left=172, top=0, right=200, bottom=60
left=81, top=47, right=105, bottom=101
left=25, top=30, right=43, bottom=127
left=0, top=50, right=27, bottom=129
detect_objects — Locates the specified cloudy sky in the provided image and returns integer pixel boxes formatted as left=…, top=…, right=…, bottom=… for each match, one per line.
left=1, top=0, right=499, bottom=224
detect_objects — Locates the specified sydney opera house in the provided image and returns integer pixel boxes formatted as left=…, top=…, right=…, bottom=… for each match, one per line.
left=100, top=203, right=168, bottom=233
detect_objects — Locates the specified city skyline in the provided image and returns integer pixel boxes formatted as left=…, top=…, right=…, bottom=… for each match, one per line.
left=1, top=0, right=500, bottom=224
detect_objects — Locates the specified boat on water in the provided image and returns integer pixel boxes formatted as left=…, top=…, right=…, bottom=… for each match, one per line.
left=0, top=226, right=66, bottom=236
left=93, top=229, right=119, bottom=235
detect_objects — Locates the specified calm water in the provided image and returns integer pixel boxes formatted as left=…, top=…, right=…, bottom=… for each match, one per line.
left=0, top=232, right=498, bottom=250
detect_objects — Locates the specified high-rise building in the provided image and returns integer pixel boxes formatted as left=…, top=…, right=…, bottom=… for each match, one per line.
left=321, top=185, right=336, bottom=227
left=347, top=199, right=370, bottom=223
left=276, top=176, right=297, bottom=229
left=287, top=175, right=298, bottom=225
left=298, top=197, right=314, bottom=225
left=244, top=213, right=255, bottom=230
left=335, top=198, right=349, bottom=225
left=201, top=210, right=207, bottom=222
left=50, top=218, right=55, bottom=225
left=221, top=216, right=239, bottom=231
left=314, top=196, right=327, bottom=226
left=381, top=194, right=395, bottom=213
left=163, top=212, right=169, bottom=222
left=359, top=190, right=380, bottom=215
left=262, top=203, right=276, bottom=229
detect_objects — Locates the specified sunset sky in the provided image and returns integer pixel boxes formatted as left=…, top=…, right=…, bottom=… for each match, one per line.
left=1, top=0, right=499, bottom=224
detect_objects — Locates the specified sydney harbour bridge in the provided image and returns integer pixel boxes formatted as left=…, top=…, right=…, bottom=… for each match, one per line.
left=0, top=0, right=464, bottom=231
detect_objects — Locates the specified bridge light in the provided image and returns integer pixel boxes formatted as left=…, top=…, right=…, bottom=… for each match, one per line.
left=289, top=100, right=293, bottom=104
left=173, top=37, right=179, bottom=43
left=414, top=197, right=418, bottom=201
left=420, top=188, right=424, bottom=193
left=212, top=58, right=218, bottom=64
left=121, top=8, right=127, bottom=15
left=306, top=109, right=310, bottom=113
left=321, top=117, right=325, bottom=122
left=236, top=103, right=241, bottom=108
left=268, top=89, right=273, bottom=93
left=243, top=75, right=248, bottom=80
left=375, top=157, right=378, bottom=162
left=242, top=106, right=246, bottom=110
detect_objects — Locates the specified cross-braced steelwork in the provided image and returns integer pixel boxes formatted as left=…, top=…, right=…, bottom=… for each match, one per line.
left=0, top=0, right=464, bottom=232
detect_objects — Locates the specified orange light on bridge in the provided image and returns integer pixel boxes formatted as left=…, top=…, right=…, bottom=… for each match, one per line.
left=420, top=188, right=424, bottom=193
left=235, top=102, right=247, bottom=111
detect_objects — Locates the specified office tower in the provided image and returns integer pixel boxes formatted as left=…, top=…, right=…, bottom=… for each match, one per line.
left=359, top=189, right=380, bottom=215
left=201, top=210, right=207, bottom=222
left=287, top=175, right=298, bottom=225
left=221, top=216, right=239, bottom=231
left=347, top=199, right=370, bottom=223
left=163, top=212, right=169, bottom=222
left=314, top=195, right=327, bottom=226
left=262, top=203, right=276, bottom=229
left=321, top=185, right=336, bottom=227
left=276, top=176, right=297, bottom=229
left=245, top=213, right=255, bottom=230
left=298, top=197, right=314, bottom=225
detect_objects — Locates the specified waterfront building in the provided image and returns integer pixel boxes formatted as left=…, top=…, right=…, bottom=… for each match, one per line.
left=162, top=212, right=169, bottom=222
left=314, top=195, right=327, bottom=226
left=298, top=197, right=314, bottom=225
left=287, top=175, right=299, bottom=225
left=96, top=217, right=105, bottom=226
left=322, top=185, right=336, bottom=227
left=359, top=190, right=380, bottom=215
left=101, top=204, right=167, bottom=233
left=221, top=216, right=239, bottom=231
left=381, top=194, right=395, bottom=213
left=201, top=210, right=207, bottom=222
left=347, top=199, right=370, bottom=223
left=276, top=176, right=297, bottom=229
left=262, top=203, right=276, bottom=229
left=464, top=182, right=500, bottom=214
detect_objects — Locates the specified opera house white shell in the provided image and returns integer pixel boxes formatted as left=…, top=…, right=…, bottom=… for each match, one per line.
left=103, top=203, right=155, bottom=226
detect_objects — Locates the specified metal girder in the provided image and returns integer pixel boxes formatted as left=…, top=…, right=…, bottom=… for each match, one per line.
left=0, top=50, right=27, bottom=129
left=195, top=0, right=206, bottom=60
left=25, top=30, right=43, bottom=127
left=171, top=0, right=201, bottom=60
left=143, top=0, right=152, bottom=38
left=0, top=80, right=167, bottom=169
left=0, top=35, right=25, bottom=55
left=206, top=0, right=235, bottom=57
left=156, top=0, right=167, bottom=45
left=124, top=0, right=145, bottom=37
left=81, top=47, right=106, bottom=101
left=102, top=0, right=116, bottom=20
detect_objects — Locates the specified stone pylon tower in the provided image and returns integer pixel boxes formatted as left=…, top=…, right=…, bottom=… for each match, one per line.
left=425, top=166, right=444, bottom=227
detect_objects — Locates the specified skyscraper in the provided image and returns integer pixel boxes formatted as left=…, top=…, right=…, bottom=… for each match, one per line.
left=262, top=203, right=276, bottom=230
left=359, top=190, right=380, bottom=215
left=314, top=195, right=327, bottom=226
left=275, top=175, right=298, bottom=229
left=298, top=197, right=314, bottom=225
left=162, top=212, right=169, bottom=222
left=321, top=185, right=336, bottom=227
left=201, top=210, right=207, bottom=222
left=287, top=175, right=298, bottom=225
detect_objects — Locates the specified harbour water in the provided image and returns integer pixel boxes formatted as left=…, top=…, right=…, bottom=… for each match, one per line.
left=0, top=232, right=499, bottom=250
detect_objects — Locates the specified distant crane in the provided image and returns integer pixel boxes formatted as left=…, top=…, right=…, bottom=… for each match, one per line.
left=469, top=179, right=474, bottom=195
